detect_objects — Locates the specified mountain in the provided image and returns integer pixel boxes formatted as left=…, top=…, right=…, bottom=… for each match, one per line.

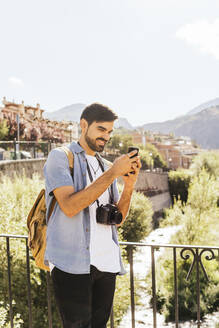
left=44, top=103, right=134, bottom=129
left=44, top=103, right=86, bottom=122
left=187, top=98, right=219, bottom=116
left=141, top=106, right=219, bottom=149
left=114, top=117, right=134, bottom=130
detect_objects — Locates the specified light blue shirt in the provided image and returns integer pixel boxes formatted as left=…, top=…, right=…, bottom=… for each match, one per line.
left=43, top=142, right=126, bottom=275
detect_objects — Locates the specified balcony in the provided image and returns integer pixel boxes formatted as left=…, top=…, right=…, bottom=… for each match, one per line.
left=0, top=234, right=219, bottom=328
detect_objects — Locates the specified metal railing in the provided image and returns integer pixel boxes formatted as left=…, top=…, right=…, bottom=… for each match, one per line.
left=0, top=234, right=219, bottom=328
left=0, top=141, right=53, bottom=160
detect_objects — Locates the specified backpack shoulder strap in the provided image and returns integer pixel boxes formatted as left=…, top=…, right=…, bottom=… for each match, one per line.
left=59, top=145, right=74, bottom=176
left=47, top=146, right=74, bottom=222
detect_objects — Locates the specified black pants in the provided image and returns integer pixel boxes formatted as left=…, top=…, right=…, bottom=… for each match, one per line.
left=51, top=265, right=116, bottom=328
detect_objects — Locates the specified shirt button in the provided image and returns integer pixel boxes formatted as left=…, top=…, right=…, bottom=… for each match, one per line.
left=86, top=247, right=89, bottom=250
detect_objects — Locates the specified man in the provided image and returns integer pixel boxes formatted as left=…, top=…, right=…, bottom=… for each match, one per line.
left=44, top=103, right=141, bottom=328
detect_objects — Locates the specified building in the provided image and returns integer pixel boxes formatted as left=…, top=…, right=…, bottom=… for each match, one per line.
left=131, top=130, right=200, bottom=169
left=0, top=97, right=78, bottom=143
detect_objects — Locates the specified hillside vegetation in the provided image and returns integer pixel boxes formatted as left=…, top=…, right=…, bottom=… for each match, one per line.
left=154, top=152, right=219, bottom=322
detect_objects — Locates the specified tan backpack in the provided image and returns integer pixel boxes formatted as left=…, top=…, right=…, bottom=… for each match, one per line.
left=27, top=146, right=74, bottom=271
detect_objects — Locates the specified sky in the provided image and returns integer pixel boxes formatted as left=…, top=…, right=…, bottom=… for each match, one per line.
left=1, top=0, right=219, bottom=126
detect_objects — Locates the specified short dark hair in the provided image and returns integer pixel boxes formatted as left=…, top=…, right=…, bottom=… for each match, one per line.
left=80, top=103, right=118, bottom=126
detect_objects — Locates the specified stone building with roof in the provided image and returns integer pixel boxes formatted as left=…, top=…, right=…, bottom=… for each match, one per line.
left=0, top=97, right=78, bottom=143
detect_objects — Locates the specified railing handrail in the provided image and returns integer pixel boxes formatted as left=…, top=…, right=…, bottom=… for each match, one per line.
left=1, top=233, right=219, bottom=250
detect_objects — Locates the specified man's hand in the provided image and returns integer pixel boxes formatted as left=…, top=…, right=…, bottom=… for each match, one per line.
left=121, top=155, right=141, bottom=188
left=111, top=150, right=139, bottom=178
left=116, top=155, right=141, bottom=226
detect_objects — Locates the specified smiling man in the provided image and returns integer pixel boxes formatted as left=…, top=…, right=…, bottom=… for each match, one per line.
left=43, top=103, right=141, bottom=328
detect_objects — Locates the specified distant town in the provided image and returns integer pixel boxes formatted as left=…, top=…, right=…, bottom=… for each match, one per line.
left=0, top=97, right=202, bottom=169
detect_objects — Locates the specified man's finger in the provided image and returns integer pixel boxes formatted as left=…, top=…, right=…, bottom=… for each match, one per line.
left=128, top=150, right=138, bottom=158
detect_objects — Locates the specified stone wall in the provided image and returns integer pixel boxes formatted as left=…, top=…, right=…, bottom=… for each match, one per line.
left=0, top=159, right=172, bottom=215
left=0, top=159, right=46, bottom=180
left=135, top=171, right=169, bottom=193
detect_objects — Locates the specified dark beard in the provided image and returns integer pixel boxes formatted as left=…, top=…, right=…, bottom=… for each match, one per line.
left=85, top=133, right=106, bottom=152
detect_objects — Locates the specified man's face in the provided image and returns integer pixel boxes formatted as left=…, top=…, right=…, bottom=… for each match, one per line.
left=84, top=121, right=114, bottom=152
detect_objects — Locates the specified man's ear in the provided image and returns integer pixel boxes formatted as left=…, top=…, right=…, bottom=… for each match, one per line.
left=80, top=119, right=88, bottom=132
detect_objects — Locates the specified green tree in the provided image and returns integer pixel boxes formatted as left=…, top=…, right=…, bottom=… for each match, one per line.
left=190, top=151, right=219, bottom=178
left=154, top=170, right=219, bottom=321
left=0, top=120, right=9, bottom=140
left=107, top=134, right=132, bottom=154
left=168, top=169, right=192, bottom=204
left=145, top=143, right=167, bottom=168
left=118, top=188, right=153, bottom=244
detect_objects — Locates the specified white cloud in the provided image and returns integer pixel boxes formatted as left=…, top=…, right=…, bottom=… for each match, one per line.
left=176, top=19, right=219, bottom=60
left=8, top=76, right=24, bottom=87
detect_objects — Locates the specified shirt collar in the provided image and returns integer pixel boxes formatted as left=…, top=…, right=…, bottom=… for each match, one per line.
left=69, top=141, right=85, bottom=154
left=69, top=141, right=104, bottom=166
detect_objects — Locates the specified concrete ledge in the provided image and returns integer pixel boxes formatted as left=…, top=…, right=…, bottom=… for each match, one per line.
left=0, top=158, right=46, bottom=179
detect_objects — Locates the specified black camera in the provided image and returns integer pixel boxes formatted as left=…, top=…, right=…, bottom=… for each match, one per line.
left=96, top=203, right=123, bottom=225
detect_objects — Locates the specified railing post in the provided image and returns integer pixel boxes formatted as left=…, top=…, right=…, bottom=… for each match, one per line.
left=151, top=246, right=157, bottom=328
left=173, top=248, right=179, bottom=327
left=26, top=239, right=33, bottom=327
left=13, top=139, right=16, bottom=160
left=129, top=246, right=135, bottom=328
left=6, top=237, right=14, bottom=328
left=33, top=143, right=36, bottom=159
left=196, top=249, right=201, bottom=327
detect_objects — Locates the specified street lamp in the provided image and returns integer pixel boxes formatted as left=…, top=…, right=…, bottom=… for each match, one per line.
left=168, top=157, right=172, bottom=169
left=149, top=152, right=153, bottom=171
left=16, top=114, right=20, bottom=153
left=67, top=124, right=74, bottom=143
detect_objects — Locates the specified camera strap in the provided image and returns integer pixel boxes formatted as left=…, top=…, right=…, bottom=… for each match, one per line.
left=85, top=155, right=114, bottom=207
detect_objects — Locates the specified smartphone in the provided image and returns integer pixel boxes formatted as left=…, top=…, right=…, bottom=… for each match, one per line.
left=125, top=146, right=139, bottom=175
left=128, top=146, right=139, bottom=158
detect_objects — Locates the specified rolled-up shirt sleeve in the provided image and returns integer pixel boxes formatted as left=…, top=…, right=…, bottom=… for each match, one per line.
left=44, top=148, right=74, bottom=196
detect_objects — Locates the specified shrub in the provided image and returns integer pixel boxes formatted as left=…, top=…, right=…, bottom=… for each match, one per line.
left=190, top=151, right=219, bottom=178
left=0, top=119, right=9, bottom=140
left=154, top=250, right=219, bottom=322
left=107, top=134, right=132, bottom=154
left=152, top=170, right=219, bottom=321
left=145, top=143, right=167, bottom=169
left=138, top=149, right=153, bottom=170
left=0, top=174, right=60, bottom=328
left=168, top=169, right=192, bottom=203
left=118, top=187, right=153, bottom=245
left=137, top=143, right=167, bottom=169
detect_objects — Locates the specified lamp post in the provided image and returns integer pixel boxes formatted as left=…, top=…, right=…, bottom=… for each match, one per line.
left=168, top=157, right=172, bottom=169
left=149, top=152, right=153, bottom=171
left=16, top=114, right=20, bottom=155
left=67, top=124, right=73, bottom=143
